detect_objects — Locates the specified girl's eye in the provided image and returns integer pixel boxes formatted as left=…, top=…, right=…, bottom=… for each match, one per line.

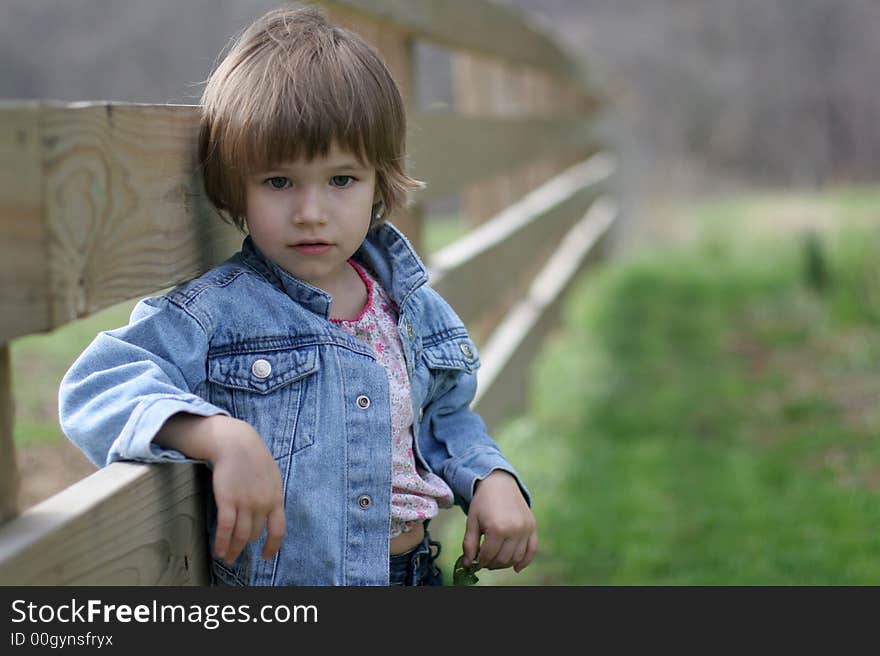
left=330, top=175, right=355, bottom=188
left=266, top=177, right=290, bottom=190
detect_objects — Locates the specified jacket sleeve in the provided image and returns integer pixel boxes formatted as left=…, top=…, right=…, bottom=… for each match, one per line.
left=58, top=295, right=229, bottom=467
left=419, top=356, right=532, bottom=514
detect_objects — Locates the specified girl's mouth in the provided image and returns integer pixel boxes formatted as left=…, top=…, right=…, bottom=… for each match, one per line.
left=290, top=242, right=332, bottom=255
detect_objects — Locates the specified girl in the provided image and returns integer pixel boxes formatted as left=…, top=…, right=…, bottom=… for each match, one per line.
left=59, top=6, right=536, bottom=586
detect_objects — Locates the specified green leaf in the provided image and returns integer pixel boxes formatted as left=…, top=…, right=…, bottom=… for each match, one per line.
left=453, top=554, right=480, bottom=586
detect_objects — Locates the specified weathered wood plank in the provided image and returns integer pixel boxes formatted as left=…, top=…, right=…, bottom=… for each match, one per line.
left=0, top=104, right=49, bottom=343
left=0, top=344, right=18, bottom=525
left=0, top=102, right=241, bottom=343
left=42, top=103, right=240, bottom=332
left=317, top=0, right=593, bottom=95
left=408, top=111, right=597, bottom=201
left=429, top=154, right=615, bottom=335
left=0, top=462, right=210, bottom=585
left=473, top=197, right=618, bottom=433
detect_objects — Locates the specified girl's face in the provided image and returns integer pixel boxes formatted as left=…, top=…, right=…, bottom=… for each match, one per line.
left=244, top=142, right=379, bottom=294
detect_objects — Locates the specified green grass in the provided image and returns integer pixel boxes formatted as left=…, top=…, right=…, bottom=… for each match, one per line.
left=11, top=299, right=139, bottom=445
left=436, top=188, right=880, bottom=585
left=12, top=188, right=880, bottom=583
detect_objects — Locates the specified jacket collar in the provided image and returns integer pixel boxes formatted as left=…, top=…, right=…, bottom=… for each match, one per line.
left=240, top=222, right=429, bottom=319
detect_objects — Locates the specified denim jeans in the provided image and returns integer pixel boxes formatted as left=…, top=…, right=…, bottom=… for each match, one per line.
left=388, top=530, right=443, bottom=586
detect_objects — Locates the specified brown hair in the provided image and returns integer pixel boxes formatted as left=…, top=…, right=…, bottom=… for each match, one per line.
left=198, top=6, right=423, bottom=231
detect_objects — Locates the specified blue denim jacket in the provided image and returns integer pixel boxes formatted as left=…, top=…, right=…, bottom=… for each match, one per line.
left=59, top=222, right=530, bottom=586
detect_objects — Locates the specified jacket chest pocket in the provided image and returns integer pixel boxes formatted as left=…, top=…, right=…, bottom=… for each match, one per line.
left=207, top=346, right=321, bottom=460
left=420, top=334, right=480, bottom=401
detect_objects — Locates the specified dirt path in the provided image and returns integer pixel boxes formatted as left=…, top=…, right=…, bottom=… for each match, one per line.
left=13, top=439, right=98, bottom=511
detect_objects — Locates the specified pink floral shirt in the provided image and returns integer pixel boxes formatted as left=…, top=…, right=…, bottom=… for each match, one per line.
left=331, top=261, right=454, bottom=538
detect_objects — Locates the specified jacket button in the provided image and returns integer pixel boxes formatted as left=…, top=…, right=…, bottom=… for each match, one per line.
left=357, top=495, right=372, bottom=509
left=251, top=359, right=272, bottom=378
left=356, top=395, right=371, bottom=409
left=406, top=322, right=415, bottom=340
left=460, top=343, right=473, bottom=359
left=418, top=407, right=424, bottom=422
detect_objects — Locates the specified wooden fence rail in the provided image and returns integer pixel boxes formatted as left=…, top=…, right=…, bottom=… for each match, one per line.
left=0, top=0, right=614, bottom=584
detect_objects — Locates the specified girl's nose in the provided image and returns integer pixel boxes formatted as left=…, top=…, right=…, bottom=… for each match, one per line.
left=294, top=188, right=327, bottom=225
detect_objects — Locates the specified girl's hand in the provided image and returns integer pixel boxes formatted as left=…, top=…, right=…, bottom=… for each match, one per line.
left=206, top=417, right=286, bottom=564
left=462, top=470, right=537, bottom=573
left=154, top=414, right=286, bottom=564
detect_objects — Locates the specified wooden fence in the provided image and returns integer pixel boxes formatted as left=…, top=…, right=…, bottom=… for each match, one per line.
left=0, top=0, right=617, bottom=584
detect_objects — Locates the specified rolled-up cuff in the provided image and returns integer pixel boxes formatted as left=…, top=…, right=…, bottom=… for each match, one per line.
left=443, top=446, right=532, bottom=514
left=107, top=395, right=229, bottom=466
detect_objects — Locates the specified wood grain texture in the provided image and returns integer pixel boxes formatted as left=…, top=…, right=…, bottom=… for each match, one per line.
left=0, top=345, right=18, bottom=524
left=42, top=103, right=240, bottom=332
left=0, top=102, right=242, bottom=343
left=0, top=462, right=210, bottom=585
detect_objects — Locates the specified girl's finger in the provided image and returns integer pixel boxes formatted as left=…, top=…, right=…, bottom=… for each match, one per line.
left=510, top=536, right=528, bottom=568
left=213, top=503, right=237, bottom=560
left=461, top=513, right=481, bottom=566
left=488, top=538, right=516, bottom=570
left=226, top=512, right=253, bottom=563
left=477, top=533, right=504, bottom=569
left=262, top=503, right=286, bottom=560
left=514, top=533, right=539, bottom=573
left=249, top=513, right=265, bottom=542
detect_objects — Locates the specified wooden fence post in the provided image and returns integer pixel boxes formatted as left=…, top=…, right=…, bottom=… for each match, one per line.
left=0, top=344, right=19, bottom=524
left=0, top=106, right=37, bottom=525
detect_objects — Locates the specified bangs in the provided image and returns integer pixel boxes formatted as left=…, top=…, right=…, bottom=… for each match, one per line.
left=219, top=40, right=402, bottom=175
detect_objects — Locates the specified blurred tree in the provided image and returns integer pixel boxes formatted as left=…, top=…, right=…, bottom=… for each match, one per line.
left=501, top=0, right=880, bottom=191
